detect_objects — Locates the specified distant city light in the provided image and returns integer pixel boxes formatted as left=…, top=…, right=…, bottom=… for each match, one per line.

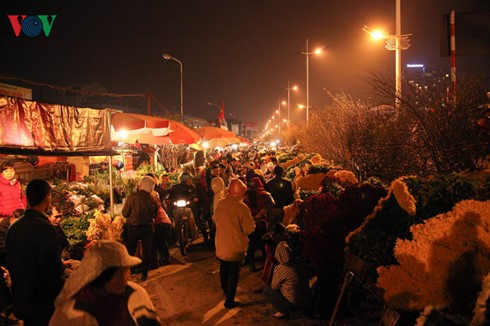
left=407, top=64, right=424, bottom=68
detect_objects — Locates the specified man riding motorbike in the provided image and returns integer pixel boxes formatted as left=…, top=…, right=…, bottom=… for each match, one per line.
left=167, top=173, right=199, bottom=248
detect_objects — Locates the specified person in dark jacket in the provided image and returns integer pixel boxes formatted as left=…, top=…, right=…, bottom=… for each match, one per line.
left=243, top=161, right=266, bottom=187
left=122, top=176, right=158, bottom=281
left=243, top=177, right=275, bottom=272
left=265, top=165, right=295, bottom=230
left=6, top=179, right=64, bottom=326
left=48, top=205, right=80, bottom=277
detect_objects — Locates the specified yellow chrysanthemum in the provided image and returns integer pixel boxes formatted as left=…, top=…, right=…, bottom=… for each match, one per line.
left=377, top=200, right=490, bottom=311
left=334, top=170, right=358, bottom=185
left=392, top=178, right=417, bottom=216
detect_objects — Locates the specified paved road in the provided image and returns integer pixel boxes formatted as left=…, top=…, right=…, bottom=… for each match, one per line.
left=132, top=240, right=376, bottom=325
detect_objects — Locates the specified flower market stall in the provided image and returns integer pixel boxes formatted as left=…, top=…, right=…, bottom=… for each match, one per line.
left=275, top=148, right=489, bottom=324
left=0, top=95, right=125, bottom=259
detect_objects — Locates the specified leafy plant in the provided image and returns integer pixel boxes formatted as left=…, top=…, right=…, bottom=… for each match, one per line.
left=62, top=212, right=92, bottom=246
left=307, top=164, right=331, bottom=175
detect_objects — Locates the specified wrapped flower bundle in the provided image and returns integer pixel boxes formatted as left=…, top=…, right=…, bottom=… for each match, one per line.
left=346, top=173, right=477, bottom=277
left=377, top=200, right=490, bottom=323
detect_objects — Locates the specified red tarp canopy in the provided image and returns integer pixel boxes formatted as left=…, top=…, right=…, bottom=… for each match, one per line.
left=0, top=96, right=114, bottom=156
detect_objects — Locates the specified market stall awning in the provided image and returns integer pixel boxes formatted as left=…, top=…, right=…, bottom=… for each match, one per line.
left=111, top=112, right=170, bottom=138
left=195, top=126, right=237, bottom=139
left=0, top=96, right=115, bottom=156
left=112, top=116, right=200, bottom=145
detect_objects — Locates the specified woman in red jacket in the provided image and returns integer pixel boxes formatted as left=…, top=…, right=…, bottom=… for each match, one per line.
left=0, top=161, right=26, bottom=267
left=0, top=161, right=26, bottom=220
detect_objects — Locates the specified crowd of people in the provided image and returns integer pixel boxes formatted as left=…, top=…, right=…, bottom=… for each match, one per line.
left=0, top=148, right=317, bottom=325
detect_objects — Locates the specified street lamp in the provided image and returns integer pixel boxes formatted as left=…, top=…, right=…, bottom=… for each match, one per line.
left=297, top=104, right=311, bottom=123
left=207, top=102, right=220, bottom=110
left=362, top=0, right=411, bottom=106
left=301, top=39, right=323, bottom=127
left=286, top=81, right=298, bottom=129
left=163, top=53, right=184, bottom=123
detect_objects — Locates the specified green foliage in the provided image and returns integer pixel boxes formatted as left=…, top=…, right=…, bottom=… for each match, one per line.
left=283, top=153, right=325, bottom=181
left=285, top=168, right=296, bottom=180
left=61, top=211, right=93, bottom=246
left=277, top=152, right=296, bottom=163
left=307, top=164, right=331, bottom=175
left=136, top=164, right=153, bottom=176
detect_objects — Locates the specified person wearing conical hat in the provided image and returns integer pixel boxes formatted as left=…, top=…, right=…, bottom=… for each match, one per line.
left=50, top=240, right=160, bottom=325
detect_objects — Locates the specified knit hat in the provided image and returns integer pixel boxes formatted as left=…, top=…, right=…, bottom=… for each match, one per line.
left=139, top=176, right=155, bottom=193
left=228, top=178, right=247, bottom=199
left=54, top=240, right=141, bottom=307
left=211, top=177, right=225, bottom=195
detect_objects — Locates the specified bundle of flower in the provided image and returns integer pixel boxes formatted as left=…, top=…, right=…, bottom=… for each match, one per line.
left=346, top=173, right=478, bottom=279
left=51, top=184, right=77, bottom=216
left=276, top=152, right=297, bottom=164
left=294, top=173, right=326, bottom=191
left=376, top=200, right=490, bottom=324
left=302, top=176, right=387, bottom=275
left=307, top=164, right=331, bottom=175
left=319, top=170, right=360, bottom=197
left=86, top=210, right=126, bottom=242
left=282, top=154, right=307, bottom=171
left=62, top=211, right=92, bottom=259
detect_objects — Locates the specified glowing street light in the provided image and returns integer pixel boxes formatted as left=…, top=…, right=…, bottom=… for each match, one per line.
left=301, top=39, right=323, bottom=126
left=163, top=52, right=184, bottom=123
left=362, top=0, right=411, bottom=107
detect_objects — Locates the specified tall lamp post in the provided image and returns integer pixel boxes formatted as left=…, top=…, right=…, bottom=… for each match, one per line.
left=301, top=39, right=323, bottom=126
left=362, top=0, right=411, bottom=106
left=275, top=106, right=281, bottom=141
left=285, top=81, right=298, bottom=130
left=163, top=53, right=184, bottom=123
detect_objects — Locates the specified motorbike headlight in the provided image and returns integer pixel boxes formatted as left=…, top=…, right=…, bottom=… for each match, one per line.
left=175, top=200, right=187, bottom=207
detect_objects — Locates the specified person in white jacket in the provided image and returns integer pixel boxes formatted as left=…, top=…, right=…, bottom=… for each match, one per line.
left=213, top=179, right=255, bottom=309
left=49, top=240, right=160, bottom=326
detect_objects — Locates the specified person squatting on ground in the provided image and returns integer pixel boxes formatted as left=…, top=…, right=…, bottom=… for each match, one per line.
left=261, top=223, right=287, bottom=285
left=6, top=179, right=65, bottom=326
left=50, top=240, right=160, bottom=326
left=122, top=176, right=158, bottom=281
left=213, top=179, right=255, bottom=309
left=263, top=226, right=313, bottom=319
left=243, top=177, right=275, bottom=272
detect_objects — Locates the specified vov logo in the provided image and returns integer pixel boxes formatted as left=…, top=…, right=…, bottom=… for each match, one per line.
left=7, top=15, right=57, bottom=37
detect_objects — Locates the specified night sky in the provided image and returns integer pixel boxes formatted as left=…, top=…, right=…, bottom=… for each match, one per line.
left=1, top=0, right=489, bottom=126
